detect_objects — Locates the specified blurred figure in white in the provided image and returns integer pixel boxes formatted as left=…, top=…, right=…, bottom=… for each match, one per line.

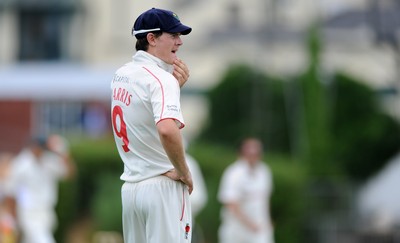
left=0, top=152, right=17, bottom=243
left=184, top=139, right=208, bottom=243
left=4, top=134, right=76, bottom=243
left=218, top=137, right=274, bottom=243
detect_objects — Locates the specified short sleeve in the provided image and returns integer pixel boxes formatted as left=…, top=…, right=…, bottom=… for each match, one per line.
left=149, top=72, right=185, bottom=128
left=218, top=165, right=242, bottom=204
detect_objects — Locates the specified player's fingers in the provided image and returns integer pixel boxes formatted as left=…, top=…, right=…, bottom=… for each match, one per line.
left=173, top=70, right=188, bottom=87
left=174, top=59, right=189, bottom=75
left=162, top=170, right=180, bottom=181
left=173, top=59, right=189, bottom=87
left=188, top=184, right=193, bottom=195
left=179, top=173, right=193, bottom=194
left=185, top=177, right=193, bottom=195
left=174, top=72, right=188, bottom=85
left=173, top=64, right=189, bottom=80
left=183, top=179, right=193, bottom=195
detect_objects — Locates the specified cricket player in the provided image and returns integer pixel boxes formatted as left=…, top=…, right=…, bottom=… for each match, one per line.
left=4, top=135, right=75, bottom=243
left=110, top=8, right=193, bottom=243
left=218, top=138, right=274, bottom=243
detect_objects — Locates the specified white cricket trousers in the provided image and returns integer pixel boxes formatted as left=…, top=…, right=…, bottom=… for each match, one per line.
left=18, top=208, right=56, bottom=243
left=219, top=221, right=274, bottom=243
left=121, top=175, right=192, bottom=243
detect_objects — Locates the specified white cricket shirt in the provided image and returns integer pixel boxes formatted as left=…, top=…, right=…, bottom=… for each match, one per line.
left=111, top=51, right=185, bottom=183
left=218, top=160, right=273, bottom=226
left=5, top=149, right=67, bottom=210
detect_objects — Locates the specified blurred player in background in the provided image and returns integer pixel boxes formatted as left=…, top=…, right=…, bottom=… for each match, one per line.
left=186, top=152, right=207, bottom=218
left=184, top=139, right=208, bottom=243
left=218, top=138, right=274, bottom=243
left=4, top=134, right=75, bottom=243
left=110, top=7, right=194, bottom=243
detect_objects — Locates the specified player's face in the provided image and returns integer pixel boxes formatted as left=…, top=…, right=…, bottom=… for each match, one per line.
left=152, top=32, right=183, bottom=64
left=241, top=139, right=263, bottom=165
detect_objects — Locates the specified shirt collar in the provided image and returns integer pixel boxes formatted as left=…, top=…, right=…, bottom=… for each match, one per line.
left=133, top=50, right=174, bottom=74
left=237, top=159, right=260, bottom=170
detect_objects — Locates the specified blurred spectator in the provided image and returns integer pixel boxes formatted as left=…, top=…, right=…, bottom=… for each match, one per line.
left=4, top=134, right=76, bottom=243
left=218, top=137, right=274, bottom=243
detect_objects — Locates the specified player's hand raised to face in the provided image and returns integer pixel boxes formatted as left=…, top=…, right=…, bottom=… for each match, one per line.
left=173, top=58, right=189, bottom=88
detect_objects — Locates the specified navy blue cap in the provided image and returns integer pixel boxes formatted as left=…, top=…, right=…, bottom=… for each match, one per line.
left=132, top=8, right=192, bottom=39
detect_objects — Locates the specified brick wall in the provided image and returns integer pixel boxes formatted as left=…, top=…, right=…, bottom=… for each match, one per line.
left=0, top=101, right=32, bottom=153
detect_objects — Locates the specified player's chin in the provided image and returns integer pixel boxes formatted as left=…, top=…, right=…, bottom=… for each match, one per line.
left=170, top=52, right=178, bottom=62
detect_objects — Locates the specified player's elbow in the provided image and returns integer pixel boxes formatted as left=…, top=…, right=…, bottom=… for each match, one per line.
left=157, top=119, right=179, bottom=138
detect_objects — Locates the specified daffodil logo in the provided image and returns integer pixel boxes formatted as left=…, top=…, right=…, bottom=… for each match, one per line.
left=173, top=13, right=180, bottom=20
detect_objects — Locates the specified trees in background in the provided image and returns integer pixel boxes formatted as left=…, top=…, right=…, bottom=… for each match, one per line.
left=200, top=27, right=400, bottom=181
left=200, top=64, right=290, bottom=153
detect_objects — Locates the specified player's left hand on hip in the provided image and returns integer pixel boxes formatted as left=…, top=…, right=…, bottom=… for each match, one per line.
left=163, top=169, right=180, bottom=181
left=173, top=58, right=189, bottom=87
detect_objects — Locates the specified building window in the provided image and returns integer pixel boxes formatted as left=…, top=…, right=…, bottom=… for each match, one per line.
left=35, top=101, right=84, bottom=135
left=18, top=10, right=62, bottom=60
left=17, top=0, right=78, bottom=61
left=34, top=101, right=110, bottom=138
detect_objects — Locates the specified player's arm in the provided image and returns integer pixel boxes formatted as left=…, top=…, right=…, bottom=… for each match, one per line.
left=59, top=153, right=76, bottom=179
left=225, top=202, right=261, bottom=232
left=173, top=58, right=189, bottom=88
left=47, top=134, right=76, bottom=179
left=157, top=118, right=193, bottom=194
